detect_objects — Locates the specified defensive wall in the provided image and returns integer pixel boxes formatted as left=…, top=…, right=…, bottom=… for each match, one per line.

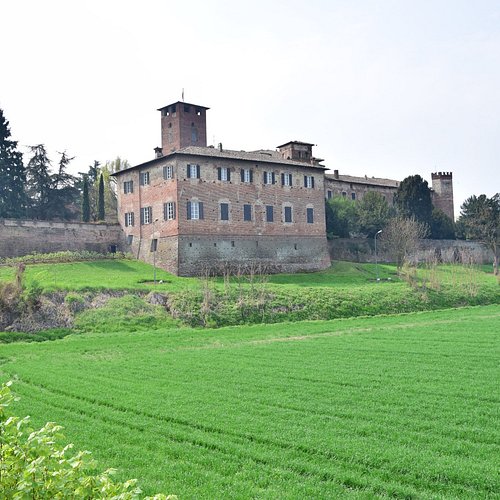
left=0, top=219, right=126, bottom=259
left=328, top=238, right=494, bottom=265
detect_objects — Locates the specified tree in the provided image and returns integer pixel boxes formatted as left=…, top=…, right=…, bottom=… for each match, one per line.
left=97, top=173, right=105, bottom=221
left=25, top=145, right=53, bottom=219
left=430, top=208, right=455, bottom=239
left=356, top=192, right=394, bottom=238
left=47, top=151, right=79, bottom=220
left=394, top=175, right=433, bottom=229
left=0, top=109, right=27, bottom=218
left=459, top=194, right=500, bottom=275
left=81, top=176, right=90, bottom=222
left=381, top=216, right=429, bottom=269
left=325, top=196, right=357, bottom=238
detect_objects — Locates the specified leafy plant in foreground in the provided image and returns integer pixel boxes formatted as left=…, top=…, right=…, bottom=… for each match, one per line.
left=0, top=381, right=175, bottom=499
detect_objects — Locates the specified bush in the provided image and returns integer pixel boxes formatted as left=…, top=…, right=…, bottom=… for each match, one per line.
left=0, top=381, right=175, bottom=499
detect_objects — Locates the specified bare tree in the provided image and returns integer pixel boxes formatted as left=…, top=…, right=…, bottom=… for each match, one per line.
left=381, top=216, right=429, bottom=270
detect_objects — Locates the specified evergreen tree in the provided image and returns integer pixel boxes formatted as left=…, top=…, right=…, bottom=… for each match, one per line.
left=97, top=173, right=105, bottom=221
left=430, top=208, right=456, bottom=239
left=25, top=145, right=53, bottom=219
left=394, top=175, right=433, bottom=230
left=0, top=109, right=27, bottom=218
left=81, top=176, right=90, bottom=222
left=47, top=151, right=79, bottom=220
left=325, top=196, right=358, bottom=238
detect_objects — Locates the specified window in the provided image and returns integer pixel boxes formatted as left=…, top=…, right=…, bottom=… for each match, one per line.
left=123, top=180, right=133, bottom=194
left=163, top=165, right=174, bottom=179
left=140, top=171, right=150, bottom=186
left=341, top=191, right=347, bottom=198
left=184, top=104, right=190, bottom=112
left=220, top=203, right=229, bottom=221
left=243, top=204, right=252, bottom=221
left=304, top=175, right=315, bottom=188
left=126, top=235, right=133, bottom=245
left=284, top=206, right=292, bottom=223
left=187, top=200, right=204, bottom=220
left=191, top=126, right=198, bottom=143
left=163, top=202, right=176, bottom=221
left=240, top=168, right=253, bottom=183
left=187, top=164, right=200, bottom=179
left=263, top=171, right=275, bottom=185
left=327, top=190, right=333, bottom=199
left=124, top=212, right=134, bottom=227
left=150, top=239, right=158, bottom=252
left=140, top=206, right=152, bottom=225
left=306, top=207, right=314, bottom=224
left=281, top=173, right=293, bottom=186
left=217, top=167, right=231, bottom=182
left=351, top=192, right=356, bottom=200
left=266, top=205, right=274, bottom=222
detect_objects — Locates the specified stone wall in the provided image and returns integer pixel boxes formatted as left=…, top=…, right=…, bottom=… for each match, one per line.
left=0, top=219, right=126, bottom=259
left=328, top=238, right=494, bottom=264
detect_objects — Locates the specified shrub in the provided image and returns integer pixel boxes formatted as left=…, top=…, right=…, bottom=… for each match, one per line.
left=0, top=381, right=175, bottom=499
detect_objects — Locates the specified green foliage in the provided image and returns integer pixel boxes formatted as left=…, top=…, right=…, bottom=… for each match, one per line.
left=74, top=295, right=178, bottom=333
left=0, top=382, right=173, bottom=499
left=430, top=207, right=456, bottom=239
left=97, top=173, right=105, bottom=221
left=0, top=108, right=27, bottom=218
left=394, top=174, right=433, bottom=228
left=459, top=193, right=500, bottom=275
left=356, top=191, right=394, bottom=237
left=325, top=196, right=358, bottom=238
left=81, top=176, right=90, bottom=222
left=0, top=250, right=129, bottom=267
left=1, top=306, right=498, bottom=498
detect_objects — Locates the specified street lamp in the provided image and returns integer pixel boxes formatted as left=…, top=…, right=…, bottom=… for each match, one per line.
left=375, top=229, right=382, bottom=282
left=152, top=218, right=159, bottom=285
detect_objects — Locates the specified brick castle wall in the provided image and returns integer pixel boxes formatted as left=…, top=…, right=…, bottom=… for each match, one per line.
left=0, top=219, right=126, bottom=259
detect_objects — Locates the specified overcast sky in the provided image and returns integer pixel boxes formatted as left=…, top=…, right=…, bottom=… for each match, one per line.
left=2, top=0, right=499, bottom=216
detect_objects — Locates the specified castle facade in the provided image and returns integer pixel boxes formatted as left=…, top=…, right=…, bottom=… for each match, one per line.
left=113, top=100, right=454, bottom=276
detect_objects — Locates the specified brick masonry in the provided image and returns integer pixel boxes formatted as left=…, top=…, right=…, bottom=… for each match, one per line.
left=329, top=238, right=493, bottom=264
left=0, top=219, right=126, bottom=259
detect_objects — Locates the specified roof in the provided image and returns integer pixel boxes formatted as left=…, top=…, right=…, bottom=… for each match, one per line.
left=113, top=146, right=327, bottom=175
left=157, top=101, right=210, bottom=112
left=325, top=172, right=399, bottom=188
left=276, top=140, right=315, bottom=148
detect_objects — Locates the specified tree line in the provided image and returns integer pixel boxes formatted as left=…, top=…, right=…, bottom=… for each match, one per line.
left=0, top=108, right=127, bottom=223
left=325, top=174, right=499, bottom=274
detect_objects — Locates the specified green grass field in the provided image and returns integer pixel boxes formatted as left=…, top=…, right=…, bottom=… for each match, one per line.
left=1, top=305, right=499, bottom=498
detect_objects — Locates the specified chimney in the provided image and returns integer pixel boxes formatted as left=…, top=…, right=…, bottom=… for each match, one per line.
left=218, top=142, right=223, bottom=152
left=333, top=169, right=339, bottom=179
left=154, top=147, right=163, bottom=158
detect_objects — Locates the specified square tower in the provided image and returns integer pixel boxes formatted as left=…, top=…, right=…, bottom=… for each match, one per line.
left=158, top=101, right=209, bottom=153
left=431, top=172, right=454, bottom=221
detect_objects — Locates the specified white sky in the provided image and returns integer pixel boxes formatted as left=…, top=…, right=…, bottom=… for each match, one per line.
left=2, top=0, right=499, bottom=216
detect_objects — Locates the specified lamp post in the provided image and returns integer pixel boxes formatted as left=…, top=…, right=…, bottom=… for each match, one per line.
left=152, top=218, right=159, bottom=285
left=375, top=229, right=382, bottom=282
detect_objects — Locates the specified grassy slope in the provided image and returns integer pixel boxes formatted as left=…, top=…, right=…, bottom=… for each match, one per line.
left=1, top=305, right=499, bottom=498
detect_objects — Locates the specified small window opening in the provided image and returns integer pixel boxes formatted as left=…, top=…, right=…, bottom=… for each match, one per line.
left=294, top=243, right=298, bottom=250
left=231, top=241, right=235, bottom=247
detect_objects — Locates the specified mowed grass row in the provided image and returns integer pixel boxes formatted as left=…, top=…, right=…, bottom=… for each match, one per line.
left=1, top=306, right=499, bottom=498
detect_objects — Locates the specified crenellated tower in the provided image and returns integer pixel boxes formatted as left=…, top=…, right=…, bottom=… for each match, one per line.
left=431, top=172, right=454, bottom=221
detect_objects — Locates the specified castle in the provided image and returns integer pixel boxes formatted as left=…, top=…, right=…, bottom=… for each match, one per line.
left=112, top=100, right=454, bottom=276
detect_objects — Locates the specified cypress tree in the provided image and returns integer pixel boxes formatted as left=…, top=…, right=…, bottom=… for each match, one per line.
left=97, top=173, right=105, bottom=221
left=82, top=176, right=90, bottom=222
left=0, top=109, right=27, bottom=218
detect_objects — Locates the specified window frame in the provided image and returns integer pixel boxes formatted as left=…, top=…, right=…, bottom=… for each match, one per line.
left=284, top=205, right=293, bottom=223
left=163, top=201, right=176, bottom=221
left=123, top=180, right=134, bottom=194
left=243, top=204, right=252, bottom=222
left=163, top=165, right=174, bottom=180
left=266, top=205, right=274, bottom=222
left=306, top=207, right=314, bottom=224
left=140, top=171, right=150, bottom=186
left=140, top=206, right=152, bottom=225
left=220, top=202, right=229, bottom=221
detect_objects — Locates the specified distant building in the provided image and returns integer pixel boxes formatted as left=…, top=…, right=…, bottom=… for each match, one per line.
left=112, top=100, right=454, bottom=275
